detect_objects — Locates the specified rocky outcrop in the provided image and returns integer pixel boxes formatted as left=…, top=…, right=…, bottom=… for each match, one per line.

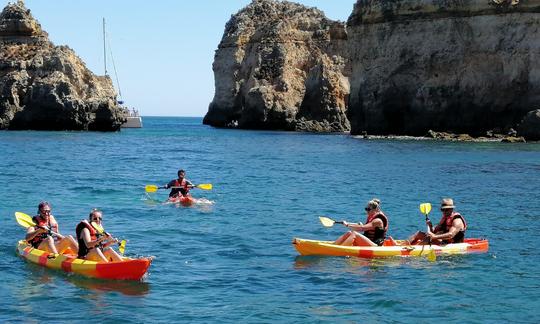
left=0, top=1, right=125, bottom=131
left=206, top=0, right=540, bottom=139
left=203, top=0, right=350, bottom=132
left=347, top=0, right=540, bottom=137
left=517, top=109, right=540, bottom=140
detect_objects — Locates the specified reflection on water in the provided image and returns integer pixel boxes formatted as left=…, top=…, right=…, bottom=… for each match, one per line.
left=65, top=275, right=150, bottom=297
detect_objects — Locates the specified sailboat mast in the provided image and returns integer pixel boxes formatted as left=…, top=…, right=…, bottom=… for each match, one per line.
left=103, top=18, right=107, bottom=76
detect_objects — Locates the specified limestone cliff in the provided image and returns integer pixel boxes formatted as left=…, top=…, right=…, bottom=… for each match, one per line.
left=203, top=0, right=350, bottom=132
left=0, top=1, right=125, bottom=131
left=347, top=0, right=540, bottom=138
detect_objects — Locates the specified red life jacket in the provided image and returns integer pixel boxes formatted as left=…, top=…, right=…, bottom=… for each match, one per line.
left=363, top=211, right=389, bottom=245
left=435, top=212, right=467, bottom=243
left=174, top=179, right=189, bottom=190
left=28, top=215, right=54, bottom=247
left=76, top=220, right=98, bottom=258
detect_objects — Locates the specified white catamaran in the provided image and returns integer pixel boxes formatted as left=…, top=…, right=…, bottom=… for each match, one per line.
left=102, top=18, right=142, bottom=128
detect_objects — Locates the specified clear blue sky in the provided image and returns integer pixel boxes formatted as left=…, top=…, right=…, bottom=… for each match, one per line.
left=15, top=1, right=355, bottom=116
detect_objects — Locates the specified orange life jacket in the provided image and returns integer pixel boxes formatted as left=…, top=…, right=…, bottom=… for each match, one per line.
left=435, top=212, right=467, bottom=243
left=363, top=212, right=389, bottom=245
left=28, top=215, right=54, bottom=248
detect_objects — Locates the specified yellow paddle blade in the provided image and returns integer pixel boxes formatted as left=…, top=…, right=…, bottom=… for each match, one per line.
left=145, top=185, right=159, bottom=193
left=319, top=216, right=336, bottom=228
left=427, top=248, right=437, bottom=262
left=420, top=203, right=432, bottom=215
left=119, top=240, right=126, bottom=255
left=91, top=221, right=105, bottom=234
left=15, top=212, right=35, bottom=229
left=196, top=183, right=212, bottom=190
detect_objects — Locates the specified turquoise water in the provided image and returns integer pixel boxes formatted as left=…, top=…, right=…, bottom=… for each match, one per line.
left=1, top=117, right=539, bottom=323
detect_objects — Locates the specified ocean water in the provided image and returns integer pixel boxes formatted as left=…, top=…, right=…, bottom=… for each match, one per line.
left=0, top=117, right=539, bottom=323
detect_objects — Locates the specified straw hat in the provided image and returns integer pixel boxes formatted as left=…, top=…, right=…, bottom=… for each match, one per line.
left=440, top=198, right=455, bottom=210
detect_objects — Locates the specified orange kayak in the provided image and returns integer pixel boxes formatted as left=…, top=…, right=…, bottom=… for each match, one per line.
left=167, top=194, right=195, bottom=206
left=293, top=237, right=489, bottom=258
left=16, top=240, right=152, bottom=281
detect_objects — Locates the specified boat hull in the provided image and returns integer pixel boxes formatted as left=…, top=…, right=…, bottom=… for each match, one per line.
left=16, top=240, right=152, bottom=280
left=293, top=237, right=489, bottom=258
left=167, top=195, right=195, bottom=206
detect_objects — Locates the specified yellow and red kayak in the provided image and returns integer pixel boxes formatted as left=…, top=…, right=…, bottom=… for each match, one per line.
left=292, top=237, right=489, bottom=258
left=16, top=240, right=152, bottom=281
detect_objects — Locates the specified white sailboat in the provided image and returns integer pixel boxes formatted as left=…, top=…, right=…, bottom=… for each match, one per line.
left=102, top=18, right=142, bottom=128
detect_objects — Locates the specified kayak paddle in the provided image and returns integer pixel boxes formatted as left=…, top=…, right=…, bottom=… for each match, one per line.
left=15, top=212, right=36, bottom=228
left=145, top=183, right=212, bottom=193
left=319, top=216, right=344, bottom=228
left=15, top=211, right=61, bottom=238
left=91, top=221, right=127, bottom=255
left=419, top=203, right=437, bottom=262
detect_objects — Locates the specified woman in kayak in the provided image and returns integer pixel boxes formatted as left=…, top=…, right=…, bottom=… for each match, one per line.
left=408, top=198, right=467, bottom=245
left=334, top=198, right=389, bottom=246
left=76, top=208, right=123, bottom=262
left=25, top=201, right=79, bottom=254
left=164, top=169, right=194, bottom=198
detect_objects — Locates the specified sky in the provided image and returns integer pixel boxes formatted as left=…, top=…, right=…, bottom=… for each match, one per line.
left=10, top=1, right=355, bottom=117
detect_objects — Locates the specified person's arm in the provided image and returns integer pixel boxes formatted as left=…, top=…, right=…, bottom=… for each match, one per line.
left=81, top=228, right=108, bottom=248
left=428, top=218, right=464, bottom=240
left=343, top=218, right=383, bottom=231
left=186, top=180, right=194, bottom=188
left=26, top=226, right=46, bottom=241
left=49, top=216, right=64, bottom=239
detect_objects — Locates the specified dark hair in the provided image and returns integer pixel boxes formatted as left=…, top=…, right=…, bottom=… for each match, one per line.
left=178, top=169, right=185, bottom=176
left=89, top=208, right=102, bottom=220
left=38, top=201, right=51, bottom=212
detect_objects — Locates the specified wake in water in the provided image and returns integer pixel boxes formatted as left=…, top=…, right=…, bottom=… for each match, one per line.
left=141, top=193, right=215, bottom=209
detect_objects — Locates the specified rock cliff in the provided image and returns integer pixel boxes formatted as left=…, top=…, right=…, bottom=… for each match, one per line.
left=0, top=1, right=125, bottom=131
left=203, top=0, right=350, bottom=132
left=206, top=0, right=540, bottom=140
left=347, top=0, right=540, bottom=138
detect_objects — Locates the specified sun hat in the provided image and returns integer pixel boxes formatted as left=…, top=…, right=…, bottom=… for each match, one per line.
left=440, top=198, right=455, bottom=210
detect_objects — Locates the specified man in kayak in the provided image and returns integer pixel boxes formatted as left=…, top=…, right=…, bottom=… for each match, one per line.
left=25, top=201, right=79, bottom=254
left=76, top=208, right=123, bottom=262
left=334, top=198, right=389, bottom=246
left=164, top=169, right=194, bottom=198
left=408, top=198, right=467, bottom=244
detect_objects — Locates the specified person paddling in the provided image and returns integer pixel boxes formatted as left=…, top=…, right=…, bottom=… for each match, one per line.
left=408, top=198, right=467, bottom=245
left=334, top=198, right=390, bottom=246
left=25, top=201, right=79, bottom=254
left=164, top=169, right=194, bottom=198
left=76, top=209, right=122, bottom=262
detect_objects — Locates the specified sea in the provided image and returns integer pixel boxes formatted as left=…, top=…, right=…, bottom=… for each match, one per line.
left=0, top=117, right=539, bottom=323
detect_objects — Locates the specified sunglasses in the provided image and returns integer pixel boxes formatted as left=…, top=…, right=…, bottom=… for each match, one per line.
left=365, top=207, right=372, bottom=211
left=93, top=217, right=102, bottom=221
left=41, top=210, right=51, bottom=214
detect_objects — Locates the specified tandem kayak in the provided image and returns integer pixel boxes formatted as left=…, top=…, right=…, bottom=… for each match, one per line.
left=292, top=237, right=489, bottom=258
left=16, top=240, right=152, bottom=281
left=167, top=194, right=196, bottom=206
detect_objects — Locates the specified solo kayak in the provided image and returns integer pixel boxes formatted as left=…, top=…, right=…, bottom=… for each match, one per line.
left=292, top=237, right=489, bottom=258
left=167, top=194, right=196, bottom=206
left=16, top=240, right=152, bottom=281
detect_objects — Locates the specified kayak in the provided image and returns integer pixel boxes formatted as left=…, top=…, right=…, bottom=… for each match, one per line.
left=167, top=194, right=195, bottom=206
left=16, top=240, right=152, bottom=281
left=292, top=237, right=489, bottom=258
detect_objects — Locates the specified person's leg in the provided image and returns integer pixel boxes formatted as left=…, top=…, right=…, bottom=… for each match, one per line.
left=352, top=233, right=378, bottom=247
left=86, top=249, right=109, bottom=262
left=38, top=236, right=59, bottom=254
left=103, top=247, right=123, bottom=262
left=407, top=231, right=427, bottom=245
left=334, top=231, right=353, bottom=245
